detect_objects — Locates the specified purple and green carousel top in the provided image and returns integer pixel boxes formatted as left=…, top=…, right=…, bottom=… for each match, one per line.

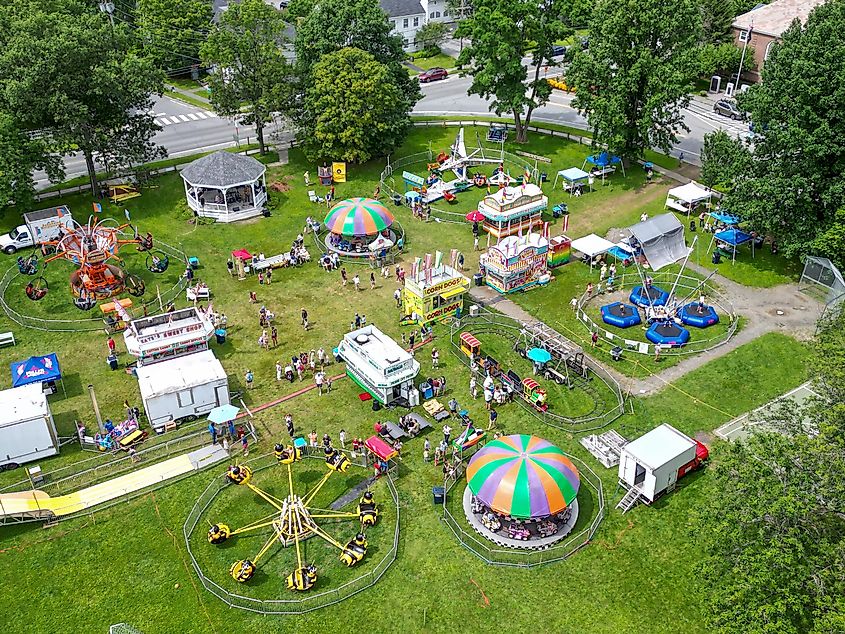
left=466, top=434, right=580, bottom=519
left=324, top=197, right=394, bottom=236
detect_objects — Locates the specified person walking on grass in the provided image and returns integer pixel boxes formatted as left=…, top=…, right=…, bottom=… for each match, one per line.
left=470, top=375, right=478, bottom=399
left=107, top=336, right=116, bottom=354
left=285, top=414, right=295, bottom=437
left=276, top=361, right=283, bottom=382
left=315, top=370, right=325, bottom=395
left=353, top=273, right=360, bottom=291
left=341, top=268, right=348, bottom=287
left=208, top=421, right=217, bottom=445
left=394, top=288, right=402, bottom=308
left=245, top=369, right=254, bottom=389
left=431, top=347, right=440, bottom=369
left=241, top=433, right=249, bottom=456
left=339, top=429, right=347, bottom=449
left=301, top=308, right=308, bottom=330
left=487, top=408, right=498, bottom=431
left=309, top=430, right=318, bottom=447
left=591, top=331, right=598, bottom=348
left=442, top=424, right=452, bottom=445
left=271, top=326, right=278, bottom=348
left=370, top=271, right=376, bottom=290
left=654, top=343, right=662, bottom=362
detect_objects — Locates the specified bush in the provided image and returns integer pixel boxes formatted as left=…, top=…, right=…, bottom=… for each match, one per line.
left=409, top=46, right=442, bottom=60
left=698, top=43, right=754, bottom=79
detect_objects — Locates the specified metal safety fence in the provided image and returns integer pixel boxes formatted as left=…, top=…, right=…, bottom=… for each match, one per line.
left=182, top=449, right=401, bottom=615
left=440, top=452, right=605, bottom=567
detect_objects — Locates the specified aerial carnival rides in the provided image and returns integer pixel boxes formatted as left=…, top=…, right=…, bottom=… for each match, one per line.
left=208, top=444, right=379, bottom=592
left=23, top=215, right=167, bottom=310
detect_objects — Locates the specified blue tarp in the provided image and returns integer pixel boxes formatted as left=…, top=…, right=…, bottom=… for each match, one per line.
left=586, top=152, right=622, bottom=167
left=558, top=167, right=590, bottom=182
left=714, top=228, right=752, bottom=246
left=11, top=354, right=62, bottom=387
left=709, top=211, right=741, bottom=226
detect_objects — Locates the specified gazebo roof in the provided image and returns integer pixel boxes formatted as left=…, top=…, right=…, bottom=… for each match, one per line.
left=180, top=151, right=265, bottom=188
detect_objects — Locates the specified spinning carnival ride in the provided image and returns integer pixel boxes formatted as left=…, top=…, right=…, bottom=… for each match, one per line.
left=208, top=446, right=379, bottom=592
left=26, top=216, right=165, bottom=309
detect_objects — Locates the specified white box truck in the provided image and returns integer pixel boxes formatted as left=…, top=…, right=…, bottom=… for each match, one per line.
left=0, top=206, right=74, bottom=254
left=0, top=383, right=59, bottom=469
left=136, top=350, right=230, bottom=432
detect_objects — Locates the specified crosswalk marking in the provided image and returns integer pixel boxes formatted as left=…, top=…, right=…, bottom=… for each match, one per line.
left=187, top=113, right=199, bottom=120
left=178, top=114, right=190, bottom=122
left=154, top=110, right=217, bottom=128
left=196, top=112, right=208, bottom=119
left=156, top=118, right=171, bottom=126
left=204, top=111, right=215, bottom=117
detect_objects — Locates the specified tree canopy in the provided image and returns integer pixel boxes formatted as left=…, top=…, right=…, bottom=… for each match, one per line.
left=699, top=129, right=752, bottom=192
left=456, top=0, right=571, bottom=142
left=201, top=0, right=291, bottom=155
left=0, top=0, right=165, bottom=195
left=723, top=0, right=845, bottom=262
left=568, top=0, right=700, bottom=160
left=695, top=305, right=845, bottom=633
left=415, top=21, right=448, bottom=51
left=300, top=47, right=412, bottom=163
left=135, top=0, right=213, bottom=73
left=0, top=114, right=63, bottom=210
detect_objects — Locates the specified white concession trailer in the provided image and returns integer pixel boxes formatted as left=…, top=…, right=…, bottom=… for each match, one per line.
left=137, top=350, right=230, bottom=432
left=617, top=423, right=706, bottom=503
left=0, top=383, right=59, bottom=467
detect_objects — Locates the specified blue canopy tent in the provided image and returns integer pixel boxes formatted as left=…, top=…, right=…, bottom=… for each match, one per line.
left=713, top=228, right=754, bottom=263
left=708, top=211, right=741, bottom=226
left=582, top=152, right=625, bottom=180
left=552, top=167, right=592, bottom=196
left=10, top=353, right=65, bottom=396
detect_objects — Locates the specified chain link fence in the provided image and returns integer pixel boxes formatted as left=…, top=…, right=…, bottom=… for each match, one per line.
left=182, top=449, right=401, bottom=615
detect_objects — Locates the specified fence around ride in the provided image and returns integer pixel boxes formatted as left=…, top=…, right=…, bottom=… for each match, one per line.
left=0, top=239, right=189, bottom=332
left=575, top=270, right=739, bottom=357
left=440, top=451, right=605, bottom=567
left=182, top=449, right=401, bottom=615
left=450, top=309, right=626, bottom=433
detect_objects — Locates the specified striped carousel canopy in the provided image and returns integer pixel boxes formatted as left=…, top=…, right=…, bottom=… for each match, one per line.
left=324, top=197, right=394, bottom=236
left=466, top=434, right=580, bottom=519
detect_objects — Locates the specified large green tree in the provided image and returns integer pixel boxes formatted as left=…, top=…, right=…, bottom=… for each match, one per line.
left=456, top=0, right=571, bottom=142
left=699, top=129, right=752, bottom=191
left=136, top=0, right=213, bottom=73
left=415, top=21, right=448, bottom=51
left=0, top=114, right=63, bottom=209
left=201, top=0, right=291, bottom=155
left=0, top=0, right=165, bottom=196
left=724, top=0, right=845, bottom=261
left=301, top=47, right=412, bottom=163
left=292, top=0, right=418, bottom=147
left=568, top=0, right=700, bottom=160
left=699, top=0, right=737, bottom=43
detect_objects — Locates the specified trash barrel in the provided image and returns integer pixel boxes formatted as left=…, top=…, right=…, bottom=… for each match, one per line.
left=473, top=273, right=483, bottom=287
left=432, top=486, right=445, bottom=505
left=107, top=354, right=119, bottom=370
left=215, top=328, right=227, bottom=344
left=420, top=382, right=433, bottom=400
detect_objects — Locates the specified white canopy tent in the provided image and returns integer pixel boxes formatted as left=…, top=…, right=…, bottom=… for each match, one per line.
left=665, top=182, right=711, bottom=213
left=628, top=213, right=689, bottom=271
left=571, top=234, right=615, bottom=268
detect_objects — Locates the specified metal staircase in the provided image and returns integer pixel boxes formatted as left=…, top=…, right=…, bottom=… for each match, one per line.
left=616, top=485, right=644, bottom=514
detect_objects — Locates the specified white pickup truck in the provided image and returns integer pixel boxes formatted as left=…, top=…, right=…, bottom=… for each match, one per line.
left=0, top=206, right=74, bottom=254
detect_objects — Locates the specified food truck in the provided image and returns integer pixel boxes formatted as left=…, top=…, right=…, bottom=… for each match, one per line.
left=337, top=326, right=420, bottom=405
left=402, top=264, right=470, bottom=326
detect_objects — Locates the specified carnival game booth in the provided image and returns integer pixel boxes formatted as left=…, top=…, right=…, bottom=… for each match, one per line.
left=478, top=184, right=547, bottom=239
left=136, top=350, right=230, bottom=433
left=402, top=261, right=470, bottom=326
left=464, top=434, right=580, bottom=548
left=0, top=383, right=58, bottom=468
left=337, top=326, right=420, bottom=406
left=665, top=182, right=711, bottom=214
left=123, top=306, right=215, bottom=367
left=617, top=423, right=708, bottom=511
left=10, top=353, right=65, bottom=397
left=482, top=233, right=550, bottom=294
left=181, top=151, right=268, bottom=223
left=547, top=235, right=572, bottom=268
left=324, top=198, right=397, bottom=258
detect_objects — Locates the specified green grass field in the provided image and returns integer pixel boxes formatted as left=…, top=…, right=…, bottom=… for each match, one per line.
left=0, top=126, right=813, bottom=633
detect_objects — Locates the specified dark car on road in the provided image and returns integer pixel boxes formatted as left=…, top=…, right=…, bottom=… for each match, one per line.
left=419, top=68, right=448, bottom=83
left=551, top=45, right=567, bottom=57
left=713, top=99, right=744, bottom=120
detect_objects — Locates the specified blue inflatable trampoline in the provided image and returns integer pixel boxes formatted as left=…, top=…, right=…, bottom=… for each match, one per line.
left=646, top=321, right=690, bottom=347
left=630, top=285, right=669, bottom=307
left=679, top=303, right=720, bottom=328
left=601, top=302, right=641, bottom=328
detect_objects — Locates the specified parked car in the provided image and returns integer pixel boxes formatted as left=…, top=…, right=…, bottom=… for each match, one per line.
left=551, top=45, right=567, bottom=58
left=418, top=68, right=448, bottom=83
left=713, top=99, right=744, bottom=120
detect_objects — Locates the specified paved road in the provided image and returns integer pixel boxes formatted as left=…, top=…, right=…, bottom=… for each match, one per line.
left=38, top=68, right=747, bottom=187
left=34, top=95, right=258, bottom=189
left=414, top=69, right=749, bottom=164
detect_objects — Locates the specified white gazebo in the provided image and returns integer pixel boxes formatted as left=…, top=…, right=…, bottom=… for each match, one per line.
left=180, top=151, right=268, bottom=223
left=665, top=182, right=711, bottom=214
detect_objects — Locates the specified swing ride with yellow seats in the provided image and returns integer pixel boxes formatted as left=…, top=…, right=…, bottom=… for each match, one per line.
left=209, top=447, right=379, bottom=590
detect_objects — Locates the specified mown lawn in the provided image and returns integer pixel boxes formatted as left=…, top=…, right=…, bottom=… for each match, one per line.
left=408, top=53, right=457, bottom=72
left=0, top=126, right=812, bottom=634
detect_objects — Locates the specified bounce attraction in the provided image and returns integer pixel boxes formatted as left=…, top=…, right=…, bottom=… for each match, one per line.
left=208, top=446, right=378, bottom=591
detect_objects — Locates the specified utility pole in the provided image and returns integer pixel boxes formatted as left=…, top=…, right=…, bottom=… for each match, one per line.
left=98, top=2, right=115, bottom=30
left=736, top=23, right=753, bottom=91
left=88, top=384, right=105, bottom=434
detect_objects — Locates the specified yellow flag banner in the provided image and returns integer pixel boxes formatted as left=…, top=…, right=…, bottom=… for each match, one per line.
left=332, top=162, right=347, bottom=183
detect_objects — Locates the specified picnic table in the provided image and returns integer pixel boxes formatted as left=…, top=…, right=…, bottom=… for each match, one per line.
left=404, top=412, right=432, bottom=433
left=382, top=422, right=409, bottom=441
left=252, top=254, right=288, bottom=271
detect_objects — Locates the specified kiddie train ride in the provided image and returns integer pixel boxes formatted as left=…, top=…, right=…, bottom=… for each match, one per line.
left=208, top=444, right=379, bottom=592
left=23, top=215, right=168, bottom=310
